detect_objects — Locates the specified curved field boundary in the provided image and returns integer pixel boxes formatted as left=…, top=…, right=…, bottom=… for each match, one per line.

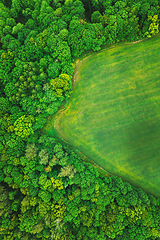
left=48, top=34, right=160, bottom=197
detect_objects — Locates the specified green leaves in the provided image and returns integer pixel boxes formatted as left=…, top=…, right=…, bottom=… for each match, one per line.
left=91, top=11, right=103, bottom=24
left=50, top=73, right=72, bottom=98
left=38, top=190, right=51, bottom=202
left=6, top=18, right=16, bottom=27
left=0, top=1, right=160, bottom=239
left=13, top=115, right=34, bottom=139
left=145, top=15, right=159, bottom=38
left=31, top=220, right=44, bottom=234
left=47, top=62, right=61, bottom=79
left=58, top=164, right=77, bottom=179
left=39, top=149, right=49, bottom=165
left=54, top=7, right=63, bottom=17
left=39, top=174, right=52, bottom=191
left=0, top=97, right=10, bottom=113
left=126, top=190, right=138, bottom=206
left=25, top=143, right=38, bottom=161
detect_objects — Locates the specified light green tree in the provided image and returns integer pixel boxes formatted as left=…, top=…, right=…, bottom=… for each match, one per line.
left=25, top=143, right=38, bottom=160
left=14, top=115, right=34, bottom=138
left=12, top=23, right=23, bottom=35
left=58, top=164, right=77, bottom=179
left=50, top=73, right=72, bottom=98
left=145, top=15, right=159, bottom=38
left=39, top=149, right=49, bottom=165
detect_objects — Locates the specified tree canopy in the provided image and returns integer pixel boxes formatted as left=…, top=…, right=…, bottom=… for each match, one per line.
left=0, top=0, right=160, bottom=239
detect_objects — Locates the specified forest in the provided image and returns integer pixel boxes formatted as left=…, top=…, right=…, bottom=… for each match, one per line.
left=0, top=0, right=160, bottom=239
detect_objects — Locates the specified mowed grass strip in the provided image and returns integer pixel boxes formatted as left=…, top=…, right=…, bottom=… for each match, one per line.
left=54, top=34, right=160, bottom=196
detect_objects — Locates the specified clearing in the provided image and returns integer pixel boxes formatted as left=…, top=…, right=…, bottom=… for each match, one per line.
left=50, top=34, right=160, bottom=197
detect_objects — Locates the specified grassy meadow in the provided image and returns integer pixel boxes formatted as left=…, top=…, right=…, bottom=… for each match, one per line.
left=51, top=34, right=160, bottom=196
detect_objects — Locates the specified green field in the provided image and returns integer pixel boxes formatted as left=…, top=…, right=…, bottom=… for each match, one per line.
left=52, top=34, right=160, bottom=197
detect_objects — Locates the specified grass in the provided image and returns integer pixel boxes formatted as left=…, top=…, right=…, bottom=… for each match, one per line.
left=47, top=34, right=160, bottom=197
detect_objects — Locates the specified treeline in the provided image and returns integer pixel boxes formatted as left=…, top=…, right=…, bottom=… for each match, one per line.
left=0, top=0, right=160, bottom=239
left=1, top=135, right=160, bottom=239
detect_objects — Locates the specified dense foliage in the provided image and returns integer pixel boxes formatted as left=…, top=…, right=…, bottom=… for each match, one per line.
left=0, top=0, right=160, bottom=239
